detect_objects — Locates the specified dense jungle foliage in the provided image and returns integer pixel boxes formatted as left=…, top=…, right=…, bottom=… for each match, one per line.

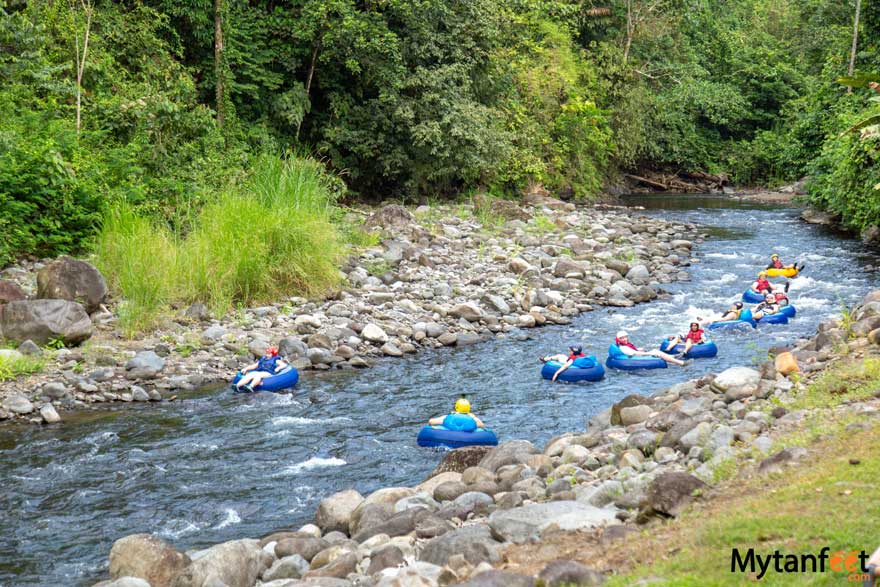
left=1, top=0, right=878, bottom=266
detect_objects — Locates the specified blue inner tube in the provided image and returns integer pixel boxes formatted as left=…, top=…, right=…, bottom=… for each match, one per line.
left=708, top=308, right=757, bottom=330
left=417, top=425, right=499, bottom=448
left=231, top=366, right=299, bottom=392
left=742, top=289, right=766, bottom=303
left=757, top=312, right=789, bottom=325
left=659, top=340, right=718, bottom=359
left=540, top=360, right=605, bottom=382
left=779, top=305, right=796, bottom=318
left=605, top=345, right=668, bottom=370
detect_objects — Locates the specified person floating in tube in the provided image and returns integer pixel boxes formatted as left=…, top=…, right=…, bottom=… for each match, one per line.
left=767, top=253, right=804, bottom=273
left=428, top=396, right=485, bottom=431
left=666, top=322, right=707, bottom=357
left=752, top=293, right=781, bottom=320
left=614, top=331, right=688, bottom=366
left=235, top=345, right=288, bottom=392
left=750, top=271, right=789, bottom=296
left=539, top=345, right=597, bottom=381
left=701, top=301, right=745, bottom=327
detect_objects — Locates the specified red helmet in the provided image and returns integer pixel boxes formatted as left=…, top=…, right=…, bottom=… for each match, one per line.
left=266, top=346, right=279, bottom=357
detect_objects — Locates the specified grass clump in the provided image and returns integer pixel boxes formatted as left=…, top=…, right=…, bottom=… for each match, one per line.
left=0, top=353, right=45, bottom=381
left=789, top=357, right=880, bottom=410
left=95, top=155, right=344, bottom=335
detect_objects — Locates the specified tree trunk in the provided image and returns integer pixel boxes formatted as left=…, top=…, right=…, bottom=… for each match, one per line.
left=296, top=39, right=321, bottom=140
left=848, top=0, right=861, bottom=93
left=214, top=0, right=225, bottom=127
left=623, top=0, right=633, bottom=64
left=73, top=0, right=93, bottom=135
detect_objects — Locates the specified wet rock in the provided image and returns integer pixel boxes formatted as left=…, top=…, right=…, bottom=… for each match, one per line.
left=305, top=551, right=358, bottom=579
left=309, top=348, right=335, bottom=364
left=131, top=386, right=151, bottom=402
left=418, top=525, right=501, bottom=566
left=125, top=351, right=166, bottom=379
left=382, top=343, right=404, bottom=357
left=0, top=279, right=26, bottom=304
left=316, top=490, right=364, bottom=535
left=450, top=303, right=483, bottom=322
left=625, top=265, right=650, bottom=282
left=41, top=381, right=69, bottom=400
left=537, top=560, right=605, bottom=587
left=429, top=446, right=493, bottom=476
left=457, top=571, right=534, bottom=587
left=109, top=533, right=191, bottom=587
left=2, top=393, right=33, bottom=415
left=40, top=403, right=61, bottom=423
left=619, top=405, right=652, bottom=426
left=455, top=333, right=481, bottom=346
left=37, top=256, right=108, bottom=313
left=437, top=333, right=457, bottom=346
left=639, top=472, right=706, bottom=519
left=488, top=501, right=618, bottom=543
left=0, top=299, right=93, bottom=345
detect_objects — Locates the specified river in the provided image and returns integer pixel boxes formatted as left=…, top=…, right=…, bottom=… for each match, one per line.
left=1, top=196, right=878, bottom=586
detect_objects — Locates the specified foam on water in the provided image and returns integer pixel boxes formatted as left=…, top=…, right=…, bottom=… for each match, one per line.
left=271, top=416, right=353, bottom=427
left=213, top=508, right=242, bottom=530
left=280, top=457, right=347, bottom=476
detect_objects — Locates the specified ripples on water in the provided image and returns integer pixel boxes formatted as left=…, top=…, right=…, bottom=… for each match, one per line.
left=1, top=196, right=878, bottom=586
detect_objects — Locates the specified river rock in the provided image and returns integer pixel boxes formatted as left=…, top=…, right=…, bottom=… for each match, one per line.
left=364, top=205, right=414, bottom=234
left=279, top=337, right=309, bottom=359
left=125, top=351, right=166, bottom=379
left=640, top=472, right=706, bottom=519
left=478, top=440, right=539, bottom=472
left=374, top=564, right=442, bottom=587
left=488, top=501, right=618, bottom=543
left=610, top=395, right=651, bottom=426
left=2, top=394, right=33, bottom=415
left=433, top=481, right=468, bottom=502
left=619, top=405, right=652, bottom=426
left=710, top=366, right=760, bottom=401
left=316, top=490, right=364, bottom=535
left=450, top=303, right=483, bottom=322
left=537, top=560, right=604, bottom=587
left=362, top=323, right=389, bottom=344
left=173, top=539, right=271, bottom=587
left=758, top=447, right=809, bottom=475
left=305, top=550, right=358, bottom=578
left=455, top=332, right=481, bottom=346
left=201, top=326, right=227, bottom=343
left=263, top=554, right=309, bottom=581
left=457, top=571, right=535, bottom=587
left=0, top=279, right=26, bottom=304
left=482, top=294, right=511, bottom=315
left=17, top=339, right=42, bottom=356
left=37, top=256, right=108, bottom=313
left=275, top=537, right=329, bottom=561
left=429, top=446, right=492, bottom=476
left=109, top=533, right=192, bottom=587
left=0, top=299, right=93, bottom=345
left=184, top=302, right=211, bottom=322
left=418, top=525, right=501, bottom=566
left=40, top=403, right=61, bottom=423
left=367, top=544, right=405, bottom=575
left=625, top=265, right=650, bottom=282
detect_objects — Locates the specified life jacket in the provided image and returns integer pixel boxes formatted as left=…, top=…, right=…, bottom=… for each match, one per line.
left=685, top=329, right=704, bottom=343
left=728, top=308, right=742, bottom=319
left=256, top=356, right=280, bottom=373
left=773, top=292, right=788, bottom=303
left=442, top=412, right=477, bottom=432
left=755, top=278, right=772, bottom=292
left=615, top=338, right=638, bottom=351
left=771, top=259, right=783, bottom=269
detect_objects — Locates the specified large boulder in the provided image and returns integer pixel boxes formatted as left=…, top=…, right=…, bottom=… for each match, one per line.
left=774, top=352, right=799, bottom=376
left=0, top=279, right=26, bottom=304
left=37, top=255, right=108, bottom=313
left=639, top=472, right=706, bottom=519
left=109, top=534, right=192, bottom=587
left=125, top=351, right=166, bottom=379
left=172, top=539, right=271, bottom=587
left=488, top=501, right=618, bottom=544
left=315, top=489, right=364, bottom=534
left=537, top=560, right=605, bottom=587
left=449, top=303, right=483, bottom=322
left=710, top=367, right=761, bottom=402
left=610, top=395, right=652, bottom=426
left=0, top=299, right=93, bottom=345
left=418, top=525, right=502, bottom=566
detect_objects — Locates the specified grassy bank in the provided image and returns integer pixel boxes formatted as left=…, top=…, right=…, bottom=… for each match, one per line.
left=95, top=155, right=344, bottom=335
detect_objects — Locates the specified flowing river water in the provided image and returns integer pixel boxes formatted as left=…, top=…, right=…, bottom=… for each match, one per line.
left=2, top=196, right=879, bottom=586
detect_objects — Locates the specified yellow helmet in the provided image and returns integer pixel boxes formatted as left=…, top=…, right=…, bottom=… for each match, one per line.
left=454, top=397, right=471, bottom=414
left=758, top=271, right=767, bottom=278
left=771, top=253, right=779, bottom=258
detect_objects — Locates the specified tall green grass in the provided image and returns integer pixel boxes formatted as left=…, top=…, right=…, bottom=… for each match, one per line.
left=95, top=155, right=344, bottom=335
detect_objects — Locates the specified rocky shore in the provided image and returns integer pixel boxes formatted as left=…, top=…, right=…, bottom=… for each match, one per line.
left=0, top=196, right=700, bottom=423
left=91, top=289, right=880, bottom=587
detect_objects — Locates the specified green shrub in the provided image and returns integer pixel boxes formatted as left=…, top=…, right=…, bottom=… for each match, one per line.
left=95, top=155, right=343, bottom=334
left=0, top=353, right=45, bottom=382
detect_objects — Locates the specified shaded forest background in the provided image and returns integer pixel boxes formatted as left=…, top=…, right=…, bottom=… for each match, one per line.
left=1, top=0, right=879, bottom=266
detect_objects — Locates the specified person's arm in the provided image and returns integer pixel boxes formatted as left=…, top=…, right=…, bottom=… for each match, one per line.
left=552, top=359, right=573, bottom=381
left=274, top=359, right=288, bottom=372
left=241, top=361, right=258, bottom=373
left=473, top=415, right=485, bottom=428
left=428, top=416, right=444, bottom=426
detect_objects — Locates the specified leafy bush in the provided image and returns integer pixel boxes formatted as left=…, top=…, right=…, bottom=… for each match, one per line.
left=0, top=352, right=45, bottom=382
